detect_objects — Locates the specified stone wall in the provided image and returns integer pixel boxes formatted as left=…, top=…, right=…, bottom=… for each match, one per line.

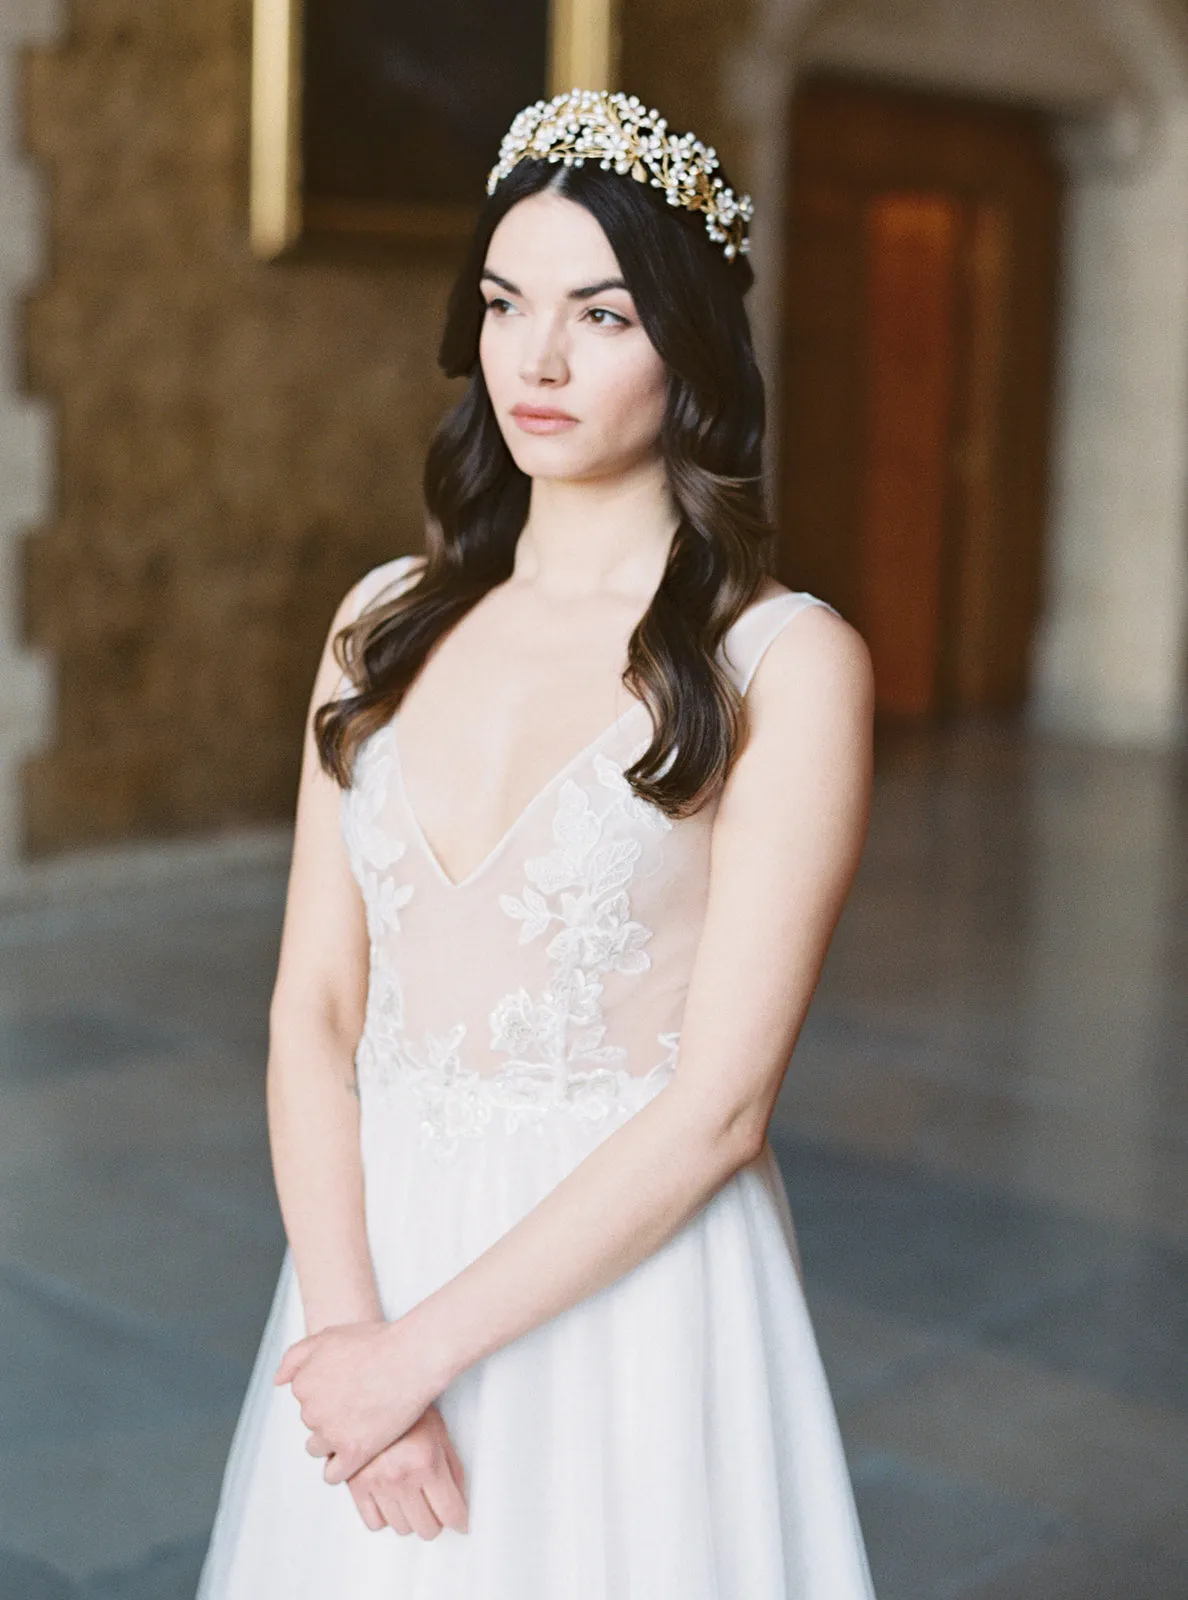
left=20, top=0, right=460, bottom=853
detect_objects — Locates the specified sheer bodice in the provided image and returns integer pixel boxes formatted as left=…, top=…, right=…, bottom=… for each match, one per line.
left=339, top=556, right=838, bottom=1163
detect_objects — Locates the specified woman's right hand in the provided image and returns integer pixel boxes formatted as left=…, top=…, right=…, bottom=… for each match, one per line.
left=346, top=1403, right=469, bottom=1539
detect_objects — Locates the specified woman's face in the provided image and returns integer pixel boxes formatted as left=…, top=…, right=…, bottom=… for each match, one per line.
left=478, top=190, right=668, bottom=482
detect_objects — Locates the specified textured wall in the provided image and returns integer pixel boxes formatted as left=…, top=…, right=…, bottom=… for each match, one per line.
left=21, top=0, right=460, bottom=853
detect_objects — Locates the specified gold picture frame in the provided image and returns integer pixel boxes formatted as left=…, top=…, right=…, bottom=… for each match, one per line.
left=250, top=0, right=622, bottom=258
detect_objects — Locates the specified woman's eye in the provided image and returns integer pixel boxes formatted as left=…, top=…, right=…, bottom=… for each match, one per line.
left=586, top=307, right=628, bottom=328
left=482, top=298, right=628, bottom=326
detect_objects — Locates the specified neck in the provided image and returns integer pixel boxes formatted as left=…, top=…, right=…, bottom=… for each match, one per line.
left=512, top=457, right=680, bottom=600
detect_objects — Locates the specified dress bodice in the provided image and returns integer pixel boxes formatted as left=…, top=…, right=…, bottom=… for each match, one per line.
left=339, top=555, right=838, bottom=1161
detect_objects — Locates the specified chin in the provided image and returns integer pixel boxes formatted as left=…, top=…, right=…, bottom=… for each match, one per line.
left=509, top=442, right=600, bottom=478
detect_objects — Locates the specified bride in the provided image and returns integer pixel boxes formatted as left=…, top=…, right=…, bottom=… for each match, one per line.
left=198, top=89, right=878, bottom=1597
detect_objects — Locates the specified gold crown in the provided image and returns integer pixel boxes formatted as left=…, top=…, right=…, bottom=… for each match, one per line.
left=486, top=89, right=754, bottom=262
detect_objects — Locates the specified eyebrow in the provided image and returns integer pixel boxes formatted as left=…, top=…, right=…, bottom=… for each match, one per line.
left=479, top=269, right=630, bottom=300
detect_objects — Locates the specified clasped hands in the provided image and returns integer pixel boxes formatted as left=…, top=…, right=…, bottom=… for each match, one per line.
left=275, top=1319, right=469, bottom=1539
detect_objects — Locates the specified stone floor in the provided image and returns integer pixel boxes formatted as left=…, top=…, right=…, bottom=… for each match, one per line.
left=0, top=721, right=1184, bottom=1599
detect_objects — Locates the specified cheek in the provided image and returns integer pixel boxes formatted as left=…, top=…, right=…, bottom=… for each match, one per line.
left=590, top=348, right=667, bottom=437
left=478, top=320, right=513, bottom=401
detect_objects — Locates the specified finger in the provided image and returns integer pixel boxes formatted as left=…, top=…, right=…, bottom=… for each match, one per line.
left=348, top=1482, right=385, bottom=1534
left=401, top=1486, right=443, bottom=1542
left=324, top=1445, right=368, bottom=1487
left=376, top=1491, right=412, bottom=1537
left=443, top=1434, right=470, bottom=1531
left=424, top=1461, right=469, bottom=1534
left=444, top=1433, right=468, bottom=1497
left=304, top=1432, right=332, bottom=1459
left=274, top=1339, right=312, bottom=1386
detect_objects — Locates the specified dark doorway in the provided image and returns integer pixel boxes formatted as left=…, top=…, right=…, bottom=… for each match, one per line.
left=776, top=77, right=1063, bottom=718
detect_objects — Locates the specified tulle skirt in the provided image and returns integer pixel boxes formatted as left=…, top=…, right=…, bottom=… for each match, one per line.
left=196, top=1071, right=877, bottom=1599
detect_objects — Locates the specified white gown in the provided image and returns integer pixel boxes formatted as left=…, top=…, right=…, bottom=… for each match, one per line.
left=197, top=555, right=878, bottom=1599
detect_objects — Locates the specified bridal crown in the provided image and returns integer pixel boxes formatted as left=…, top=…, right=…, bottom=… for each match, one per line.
left=486, top=88, right=754, bottom=263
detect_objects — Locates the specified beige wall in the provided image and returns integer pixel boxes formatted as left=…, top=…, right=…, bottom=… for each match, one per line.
left=800, top=0, right=1134, bottom=109
left=21, top=0, right=459, bottom=854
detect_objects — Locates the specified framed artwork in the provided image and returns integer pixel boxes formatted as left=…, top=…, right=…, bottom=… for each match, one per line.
left=250, top=0, right=622, bottom=257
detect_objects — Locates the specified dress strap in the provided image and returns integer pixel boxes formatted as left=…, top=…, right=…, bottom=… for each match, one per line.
left=351, top=552, right=427, bottom=622
left=332, top=554, right=426, bottom=702
left=720, top=591, right=841, bottom=694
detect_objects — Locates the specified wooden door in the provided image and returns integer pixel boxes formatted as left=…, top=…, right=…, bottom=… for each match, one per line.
left=776, top=77, right=1063, bottom=718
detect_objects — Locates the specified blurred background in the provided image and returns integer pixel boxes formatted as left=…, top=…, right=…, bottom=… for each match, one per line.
left=0, top=0, right=1184, bottom=1596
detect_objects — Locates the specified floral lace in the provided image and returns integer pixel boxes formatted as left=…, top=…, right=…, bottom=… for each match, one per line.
left=344, top=727, right=682, bottom=1162
left=340, top=727, right=415, bottom=942
left=361, top=1026, right=681, bottom=1164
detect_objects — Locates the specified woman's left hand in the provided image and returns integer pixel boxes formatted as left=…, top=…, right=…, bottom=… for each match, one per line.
left=274, top=1318, right=441, bottom=1484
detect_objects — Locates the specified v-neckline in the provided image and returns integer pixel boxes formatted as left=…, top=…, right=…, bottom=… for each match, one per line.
left=390, top=698, right=650, bottom=893
left=384, top=587, right=797, bottom=894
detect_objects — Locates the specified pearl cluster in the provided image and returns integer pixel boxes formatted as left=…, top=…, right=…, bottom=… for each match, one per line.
left=486, top=88, right=754, bottom=262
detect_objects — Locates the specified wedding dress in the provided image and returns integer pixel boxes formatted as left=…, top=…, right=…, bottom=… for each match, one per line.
left=197, top=554, right=877, bottom=1599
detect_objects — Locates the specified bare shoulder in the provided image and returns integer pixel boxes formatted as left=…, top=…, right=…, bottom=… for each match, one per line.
left=748, top=595, right=874, bottom=733
left=713, top=588, right=873, bottom=873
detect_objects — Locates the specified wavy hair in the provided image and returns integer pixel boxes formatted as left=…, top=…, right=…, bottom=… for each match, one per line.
left=315, top=150, right=777, bottom=817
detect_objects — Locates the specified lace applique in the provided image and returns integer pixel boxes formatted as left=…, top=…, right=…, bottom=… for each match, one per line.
left=355, top=769, right=679, bottom=1161
left=341, top=728, right=405, bottom=875
left=341, top=726, right=416, bottom=940
left=495, top=776, right=655, bottom=1068
left=368, top=1023, right=679, bottom=1162
left=358, top=956, right=406, bottom=1049
left=593, top=750, right=674, bottom=834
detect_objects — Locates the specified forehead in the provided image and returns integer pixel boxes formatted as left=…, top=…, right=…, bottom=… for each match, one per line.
left=483, top=192, right=625, bottom=288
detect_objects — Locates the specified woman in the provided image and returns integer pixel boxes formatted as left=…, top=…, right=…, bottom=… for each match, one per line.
left=198, top=89, right=878, bottom=1597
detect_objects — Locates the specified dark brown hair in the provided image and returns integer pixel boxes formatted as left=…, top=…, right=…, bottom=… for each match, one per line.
left=315, top=150, right=777, bottom=817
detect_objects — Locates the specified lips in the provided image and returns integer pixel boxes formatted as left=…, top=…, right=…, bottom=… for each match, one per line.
left=510, top=405, right=579, bottom=435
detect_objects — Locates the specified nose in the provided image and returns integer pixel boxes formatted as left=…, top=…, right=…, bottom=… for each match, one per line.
left=518, top=311, right=569, bottom=387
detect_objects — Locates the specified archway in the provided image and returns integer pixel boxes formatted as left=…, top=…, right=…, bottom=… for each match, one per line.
left=725, top=0, right=1188, bottom=742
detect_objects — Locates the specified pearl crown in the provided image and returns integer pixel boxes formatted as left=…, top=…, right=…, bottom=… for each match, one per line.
left=486, top=88, right=754, bottom=262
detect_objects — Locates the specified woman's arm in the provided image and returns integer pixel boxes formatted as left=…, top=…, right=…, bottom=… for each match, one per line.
left=279, top=605, right=875, bottom=1479
left=267, top=582, right=379, bottom=1334
left=272, top=562, right=475, bottom=1539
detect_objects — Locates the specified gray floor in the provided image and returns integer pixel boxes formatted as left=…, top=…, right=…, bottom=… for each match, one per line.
left=0, top=721, right=1184, bottom=1599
